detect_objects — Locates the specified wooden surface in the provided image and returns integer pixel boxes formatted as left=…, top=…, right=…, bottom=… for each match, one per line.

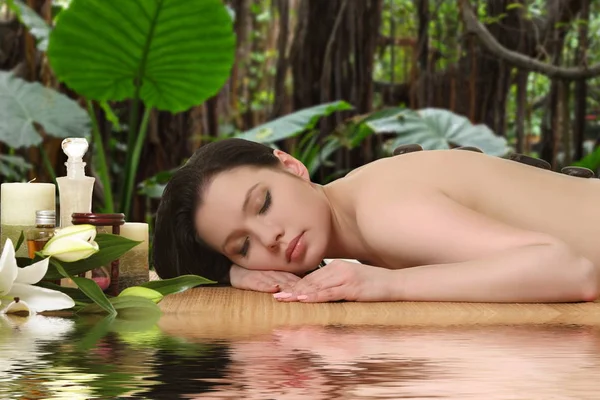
left=157, top=286, right=600, bottom=340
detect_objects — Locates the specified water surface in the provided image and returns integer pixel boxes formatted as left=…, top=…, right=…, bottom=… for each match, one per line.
left=1, top=314, right=599, bottom=399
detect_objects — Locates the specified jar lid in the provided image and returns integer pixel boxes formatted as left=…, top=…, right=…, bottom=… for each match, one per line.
left=71, top=213, right=125, bottom=226
left=36, top=210, right=55, bottom=226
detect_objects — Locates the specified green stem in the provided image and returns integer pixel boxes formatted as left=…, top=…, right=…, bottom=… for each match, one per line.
left=119, top=95, right=140, bottom=215
left=122, top=106, right=152, bottom=217
left=38, top=144, right=56, bottom=185
left=87, top=100, right=114, bottom=213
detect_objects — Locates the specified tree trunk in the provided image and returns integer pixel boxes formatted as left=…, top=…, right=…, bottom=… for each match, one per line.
left=573, top=0, right=589, bottom=160
left=515, top=69, right=529, bottom=153
left=290, top=0, right=382, bottom=115
left=270, top=0, right=291, bottom=119
left=416, top=0, right=429, bottom=107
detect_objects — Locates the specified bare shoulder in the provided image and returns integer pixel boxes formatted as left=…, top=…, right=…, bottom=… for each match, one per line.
left=351, top=177, right=439, bottom=267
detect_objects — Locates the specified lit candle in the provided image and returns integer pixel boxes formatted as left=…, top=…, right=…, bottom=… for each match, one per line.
left=1, top=183, right=55, bottom=257
left=118, top=222, right=149, bottom=292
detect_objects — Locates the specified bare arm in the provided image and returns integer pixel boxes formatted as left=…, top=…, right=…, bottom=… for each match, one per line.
left=387, top=243, right=597, bottom=302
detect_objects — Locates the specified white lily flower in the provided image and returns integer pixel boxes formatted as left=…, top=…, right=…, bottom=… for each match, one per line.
left=0, top=239, right=75, bottom=315
left=40, top=224, right=99, bottom=262
left=0, top=314, right=74, bottom=382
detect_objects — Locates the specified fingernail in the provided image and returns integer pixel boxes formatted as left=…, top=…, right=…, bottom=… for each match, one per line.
left=273, top=292, right=292, bottom=299
left=297, top=295, right=308, bottom=300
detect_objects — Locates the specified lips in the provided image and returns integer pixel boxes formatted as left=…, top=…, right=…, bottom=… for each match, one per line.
left=285, top=233, right=304, bottom=263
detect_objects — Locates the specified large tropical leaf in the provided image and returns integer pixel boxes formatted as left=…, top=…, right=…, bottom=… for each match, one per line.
left=238, top=101, right=354, bottom=143
left=7, top=0, right=51, bottom=51
left=0, top=71, right=90, bottom=149
left=0, top=154, right=31, bottom=180
left=367, top=108, right=511, bottom=156
left=47, top=0, right=236, bottom=113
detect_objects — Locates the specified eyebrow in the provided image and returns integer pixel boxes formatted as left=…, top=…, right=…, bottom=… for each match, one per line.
left=242, top=183, right=260, bottom=213
left=221, top=182, right=260, bottom=252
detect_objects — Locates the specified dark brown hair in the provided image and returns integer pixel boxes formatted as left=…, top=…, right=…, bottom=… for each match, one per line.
left=152, top=138, right=280, bottom=282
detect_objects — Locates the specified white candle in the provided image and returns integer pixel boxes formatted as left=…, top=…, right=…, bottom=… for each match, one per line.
left=118, top=222, right=149, bottom=292
left=1, top=183, right=56, bottom=257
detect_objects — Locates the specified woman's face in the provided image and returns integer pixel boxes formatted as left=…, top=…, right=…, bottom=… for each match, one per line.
left=195, top=152, right=332, bottom=275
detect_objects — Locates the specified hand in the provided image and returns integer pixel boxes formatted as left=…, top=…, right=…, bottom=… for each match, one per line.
left=229, top=264, right=301, bottom=293
left=273, top=260, right=395, bottom=303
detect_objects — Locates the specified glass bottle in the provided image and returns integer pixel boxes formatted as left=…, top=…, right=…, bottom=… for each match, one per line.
left=56, top=138, right=95, bottom=228
left=26, top=210, right=56, bottom=259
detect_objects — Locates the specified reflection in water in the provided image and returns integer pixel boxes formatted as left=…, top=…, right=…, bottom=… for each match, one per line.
left=1, top=315, right=600, bottom=399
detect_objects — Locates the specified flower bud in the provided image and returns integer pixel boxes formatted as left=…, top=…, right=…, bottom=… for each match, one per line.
left=41, top=236, right=99, bottom=262
left=118, top=286, right=164, bottom=304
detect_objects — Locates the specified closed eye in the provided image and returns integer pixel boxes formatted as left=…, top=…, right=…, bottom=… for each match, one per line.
left=259, top=190, right=271, bottom=214
left=237, top=190, right=271, bottom=258
left=238, top=237, right=250, bottom=257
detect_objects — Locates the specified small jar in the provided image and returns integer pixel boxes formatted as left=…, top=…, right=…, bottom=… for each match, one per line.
left=26, top=210, right=57, bottom=259
left=72, top=213, right=125, bottom=296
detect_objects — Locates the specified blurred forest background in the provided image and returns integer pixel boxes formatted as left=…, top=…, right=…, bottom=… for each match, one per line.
left=0, top=0, right=599, bottom=230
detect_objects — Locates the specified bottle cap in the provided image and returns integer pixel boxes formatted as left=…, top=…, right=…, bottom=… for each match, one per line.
left=36, top=210, right=56, bottom=226
left=62, top=138, right=89, bottom=163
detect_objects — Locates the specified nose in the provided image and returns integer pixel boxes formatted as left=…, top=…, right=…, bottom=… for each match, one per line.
left=254, top=222, right=283, bottom=251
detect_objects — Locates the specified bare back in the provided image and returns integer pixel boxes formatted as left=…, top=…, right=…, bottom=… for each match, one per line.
left=335, top=150, right=600, bottom=266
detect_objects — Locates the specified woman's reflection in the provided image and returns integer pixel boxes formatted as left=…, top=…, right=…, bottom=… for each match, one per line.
left=164, top=324, right=600, bottom=399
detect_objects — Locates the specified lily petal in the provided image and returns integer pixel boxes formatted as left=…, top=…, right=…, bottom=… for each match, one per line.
left=7, top=282, right=75, bottom=312
left=3, top=298, right=31, bottom=315
left=47, top=224, right=96, bottom=244
left=0, top=239, right=17, bottom=295
left=15, top=258, right=49, bottom=285
left=41, top=237, right=99, bottom=262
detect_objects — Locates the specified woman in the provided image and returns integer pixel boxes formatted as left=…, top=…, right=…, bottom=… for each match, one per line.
left=153, top=138, right=600, bottom=303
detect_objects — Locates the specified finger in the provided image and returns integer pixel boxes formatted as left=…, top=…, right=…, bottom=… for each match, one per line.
left=277, top=282, right=295, bottom=293
left=252, top=280, right=280, bottom=293
left=273, top=268, right=340, bottom=301
left=299, top=286, right=346, bottom=303
left=276, top=282, right=321, bottom=302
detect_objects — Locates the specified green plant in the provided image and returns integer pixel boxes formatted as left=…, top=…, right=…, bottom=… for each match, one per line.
left=46, top=0, right=236, bottom=216
left=138, top=100, right=355, bottom=201
left=366, top=108, right=511, bottom=156
left=9, top=225, right=214, bottom=317
left=0, top=154, right=32, bottom=181
left=0, top=71, right=90, bottom=149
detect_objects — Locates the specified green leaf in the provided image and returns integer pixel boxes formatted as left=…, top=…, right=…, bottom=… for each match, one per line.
left=10, top=0, right=52, bottom=51
left=506, top=3, right=523, bottom=10
left=139, top=275, right=216, bottom=296
left=347, top=107, right=406, bottom=148
left=0, top=71, right=90, bottom=149
left=36, top=280, right=93, bottom=303
left=109, top=307, right=161, bottom=332
left=47, top=0, right=236, bottom=113
left=76, top=314, right=115, bottom=351
left=98, top=101, right=122, bottom=130
left=367, top=108, right=511, bottom=156
left=44, top=234, right=140, bottom=280
left=71, top=276, right=116, bottom=315
left=78, top=294, right=160, bottom=317
left=574, top=146, right=600, bottom=171
left=238, top=101, right=354, bottom=143
left=0, top=154, right=32, bottom=181
left=14, top=230, right=25, bottom=252
left=306, top=137, right=342, bottom=177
